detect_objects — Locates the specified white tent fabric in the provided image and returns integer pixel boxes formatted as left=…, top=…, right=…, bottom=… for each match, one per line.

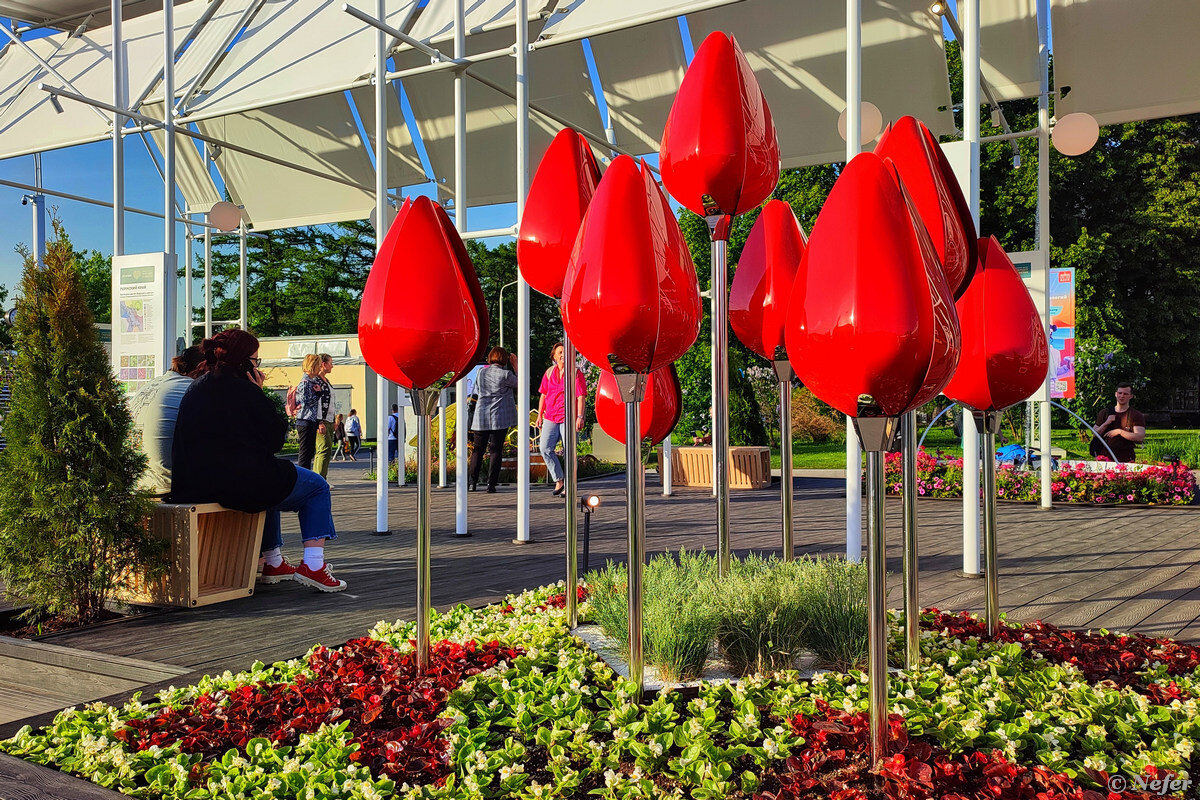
left=581, top=19, right=687, bottom=155
left=182, top=0, right=419, bottom=119
left=195, top=94, right=377, bottom=230
left=538, top=0, right=736, bottom=41
left=348, top=85, right=430, bottom=190
left=142, top=102, right=224, bottom=212
left=980, top=0, right=1040, bottom=101
left=686, top=0, right=954, bottom=169
left=1053, top=0, right=1200, bottom=126
left=406, top=0, right=554, bottom=44
left=399, top=26, right=604, bottom=206
left=0, top=2, right=203, bottom=159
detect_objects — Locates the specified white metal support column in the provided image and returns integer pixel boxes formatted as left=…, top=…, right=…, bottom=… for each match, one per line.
left=162, top=0, right=177, bottom=366
left=514, top=0, right=532, bottom=543
left=373, top=0, right=390, bottom=535
left=203, top=224, right=213, bottom=338
left=112, top=0, right=124, bottom=259
left=961, top=0, right=983, bottom=574
left=184, top=229, right=192, bottom=339
left=1037, top=0, right=1053, bottom=509
left=453, top=0, right=470, bottom=536
left=439, top=391, right=448, bottom=487
left=238, top=222, right=248, bottom=329
left=844, top=0, right=863, bottom=563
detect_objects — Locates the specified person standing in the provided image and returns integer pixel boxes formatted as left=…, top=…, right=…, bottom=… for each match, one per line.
left=170, top=330, right=346, bottom=591
left=536, top=341, right=586, bottom=496
left=296, top=353, right=336, bottom=478
left=331, top=413, right=348, bottom=462
left=1092, top=382, right=1146, bottom=463
left=469, top=347, right=518, bottom=493
left=345, top=408, right=362, bottom=461
left=387, top=403, right=400, bottom=463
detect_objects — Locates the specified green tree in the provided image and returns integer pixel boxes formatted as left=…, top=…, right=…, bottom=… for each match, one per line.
left=72, top=249, right=113, bottom=323
left=0, top=221, right=159, bottom=624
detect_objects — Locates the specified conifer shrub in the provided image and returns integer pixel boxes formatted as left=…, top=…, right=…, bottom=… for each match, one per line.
left=0, top=221, right=162, bottom=624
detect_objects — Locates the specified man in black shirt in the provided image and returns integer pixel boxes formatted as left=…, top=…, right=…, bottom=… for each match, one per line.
left=1092, top=383, right=1146, bottom=463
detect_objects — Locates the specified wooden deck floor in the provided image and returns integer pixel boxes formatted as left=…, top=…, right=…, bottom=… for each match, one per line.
left=3, top=459, right=1200, bottom=730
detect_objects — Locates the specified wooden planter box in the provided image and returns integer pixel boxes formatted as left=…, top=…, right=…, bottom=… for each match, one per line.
left=669, top=446, right=772, bottom=489
left=114, top=503, right=265, bottom=608
left=500, top=452, right=549, bottom=481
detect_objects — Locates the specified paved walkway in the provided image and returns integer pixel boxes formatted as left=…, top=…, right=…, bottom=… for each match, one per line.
left=2, top=459, right=1199, bottom=731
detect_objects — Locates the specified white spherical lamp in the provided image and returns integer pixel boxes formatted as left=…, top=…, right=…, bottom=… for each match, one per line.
left=369, top=204, right=396, bottom=235
left=838, top=101, right=885, bottom=143
left=208, top=201, right=241, bottom=232
left=1052, top=112, right=1100, bottom=156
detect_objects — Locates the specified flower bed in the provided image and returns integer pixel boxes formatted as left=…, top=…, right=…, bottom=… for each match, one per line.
left=3, top=587, right=1198, bottom=799
left=885, top=449, right=1196, bottom=505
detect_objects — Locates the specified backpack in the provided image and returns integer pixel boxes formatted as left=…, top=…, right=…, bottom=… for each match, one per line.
left=285, top=385, right=299, bottom=417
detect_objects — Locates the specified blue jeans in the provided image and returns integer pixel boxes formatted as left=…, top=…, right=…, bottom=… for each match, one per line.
left=260, top=466, right=338, bottom=553
left=387, top=438, right=397, bottom=462
left=539, top=421, right=566, bottom=483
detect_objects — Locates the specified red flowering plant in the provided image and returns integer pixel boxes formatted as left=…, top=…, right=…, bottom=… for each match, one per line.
left=884, top=450, right=1195, bottom=505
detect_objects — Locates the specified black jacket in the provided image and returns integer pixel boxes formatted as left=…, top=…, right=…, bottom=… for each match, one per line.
left=169, top=371, right=298, bottom=512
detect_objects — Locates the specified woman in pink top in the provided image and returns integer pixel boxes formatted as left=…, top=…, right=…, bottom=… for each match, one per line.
left=536, top=341, right=587, bottom=495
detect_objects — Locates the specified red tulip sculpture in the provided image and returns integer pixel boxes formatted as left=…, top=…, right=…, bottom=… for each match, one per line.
left=562, top=154, right=701, bottom=694
left=729, top=199, right=807, bottom=560
left=784, top=153, right=960, bottom=765
left=516, top=128, right=602, bottom=628
left=595, top=365, right=683, bottom=446
left=873, top=115, right=978, bottom=668
left=660, top=30, right=781, bottom=576
left=358, top=194, right=485, bottom=669
left=943, top=237, right=1050, bottom=636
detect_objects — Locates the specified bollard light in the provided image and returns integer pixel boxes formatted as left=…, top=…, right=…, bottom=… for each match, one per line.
left=580, top=495, right=600, bottom=573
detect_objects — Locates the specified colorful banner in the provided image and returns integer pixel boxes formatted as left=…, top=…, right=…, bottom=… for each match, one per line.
left=111, top=253, right=171, bottom=395
left=1048, top=267, right=1076, bottom=399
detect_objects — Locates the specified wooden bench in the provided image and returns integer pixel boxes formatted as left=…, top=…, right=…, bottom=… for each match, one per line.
left=114, top=503, right=265, bottom=608
left=669, top=445, right=772, bottom=489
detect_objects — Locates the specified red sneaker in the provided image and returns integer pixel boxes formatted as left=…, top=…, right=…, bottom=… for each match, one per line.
left=294, top=562, right=347, bottom=593
left=258, top=557, right=298, bottom=584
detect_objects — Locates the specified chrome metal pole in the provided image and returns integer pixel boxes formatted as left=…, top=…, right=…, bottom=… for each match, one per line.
left=373, top=0, right=390, bottom=536
left=901, top=410, right=919, bottom=669
left=866, top=447, right=887, bottom=765
left=413, top=389, right=437, bottom=669
left=776, top=358, right=794, bottom=561
left=616, top=372, right=648, bottom=696
left=514, top=0, right=532, bottom=544
left=980, top=414, right=1000, bottom=635
left=709, top=223, right=731, bottom=576
left=564, top=335, right=580, bottom=628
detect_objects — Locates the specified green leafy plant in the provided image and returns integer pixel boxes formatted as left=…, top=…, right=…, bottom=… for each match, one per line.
left=802, top=557, right=868, bottom=671
left=709, top=555, right=811, bottom=674
left=0, top=220, right=161, bottom=625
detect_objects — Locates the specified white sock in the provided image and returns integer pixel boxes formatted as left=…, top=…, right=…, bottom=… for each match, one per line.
left=303, top=546, right=324, bottom=571
left=263, top=547, right=283, bottom=568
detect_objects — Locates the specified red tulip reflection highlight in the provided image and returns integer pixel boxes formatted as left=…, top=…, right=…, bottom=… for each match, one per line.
left=730, top=199, right=807, bottom=360
left=358, top=195, right=482, bottom=390
left=942, top=237, right=1049, bottom=412
left=562, top=156, right=702, bottom=374
left=595, top=365, right=682, bottom=445
left=875, top=115, right=977, bottom=298
left=784, top=154, right=960, bottom=417
left=517, top=128, right=603, bottom=299
left=432, top=202, right=490, bottom=384
left=659, top=31, right=780, bottom=221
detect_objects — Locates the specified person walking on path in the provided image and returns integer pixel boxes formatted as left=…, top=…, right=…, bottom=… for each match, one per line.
left=1092, top=382, right=1146, bottom=463
left=296, top=353, right=337, bottom=478
left=387, top=404, right=400, bottom=463
left=170, top=329, right=346, bottom=592
left=469, top=346, right=518, bottom=493
left=345, top=408, right=362, bottom=461
left=536, top=341, right=586, bottom=496
left=331, top=413, right=348, bottom=462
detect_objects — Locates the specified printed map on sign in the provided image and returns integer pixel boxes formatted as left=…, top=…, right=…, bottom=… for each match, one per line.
left=112, top=256, right=167, bottom=395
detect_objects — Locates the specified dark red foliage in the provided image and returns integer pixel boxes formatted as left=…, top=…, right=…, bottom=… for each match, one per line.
left=540, top=585, right=590, bottom=610
left=922, top=609, right=1199, bottom=700
left=757, top=701, right=1165, bottom=800
left=115, top=638, right=521, bottom=785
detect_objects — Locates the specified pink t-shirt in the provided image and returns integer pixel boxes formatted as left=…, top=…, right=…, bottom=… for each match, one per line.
left=538, top=367, right=586, bottom=423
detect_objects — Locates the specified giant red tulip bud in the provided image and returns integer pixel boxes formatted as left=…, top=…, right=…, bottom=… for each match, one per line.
left=595, top=365, right=682, bottom=445
left=358, top=196, right=483, bottom=390
left=730, top=199, right=807, bottom=361
left=517, top=128, right=603, bottom=299
left=875, top=115, right=977, bottom=298
left=659, top=31, right=780, bottom=220
left=784, top=153, right=960, bottom=417
left=942, top=237, right=1049, bottom=412
left=562, top=155, right=702, bottom=374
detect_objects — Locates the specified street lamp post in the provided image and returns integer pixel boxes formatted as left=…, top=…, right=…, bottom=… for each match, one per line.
left=498, top=280, right=518, bottom=349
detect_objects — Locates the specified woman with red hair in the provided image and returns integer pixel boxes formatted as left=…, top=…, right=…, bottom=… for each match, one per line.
left=170, top=329, right=346, bottom=592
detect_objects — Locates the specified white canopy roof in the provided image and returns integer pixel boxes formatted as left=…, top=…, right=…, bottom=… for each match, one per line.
left=407, top=0, right=555, bottom=44
left=980, top=0, right=1041, bottom=101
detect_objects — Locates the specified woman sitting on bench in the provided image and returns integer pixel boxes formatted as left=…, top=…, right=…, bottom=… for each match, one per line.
left=170, top=329, right=347, bottom=592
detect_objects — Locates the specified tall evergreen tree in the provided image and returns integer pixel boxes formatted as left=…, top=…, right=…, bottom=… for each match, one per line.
left=0, top=221, right=160, bottom=624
